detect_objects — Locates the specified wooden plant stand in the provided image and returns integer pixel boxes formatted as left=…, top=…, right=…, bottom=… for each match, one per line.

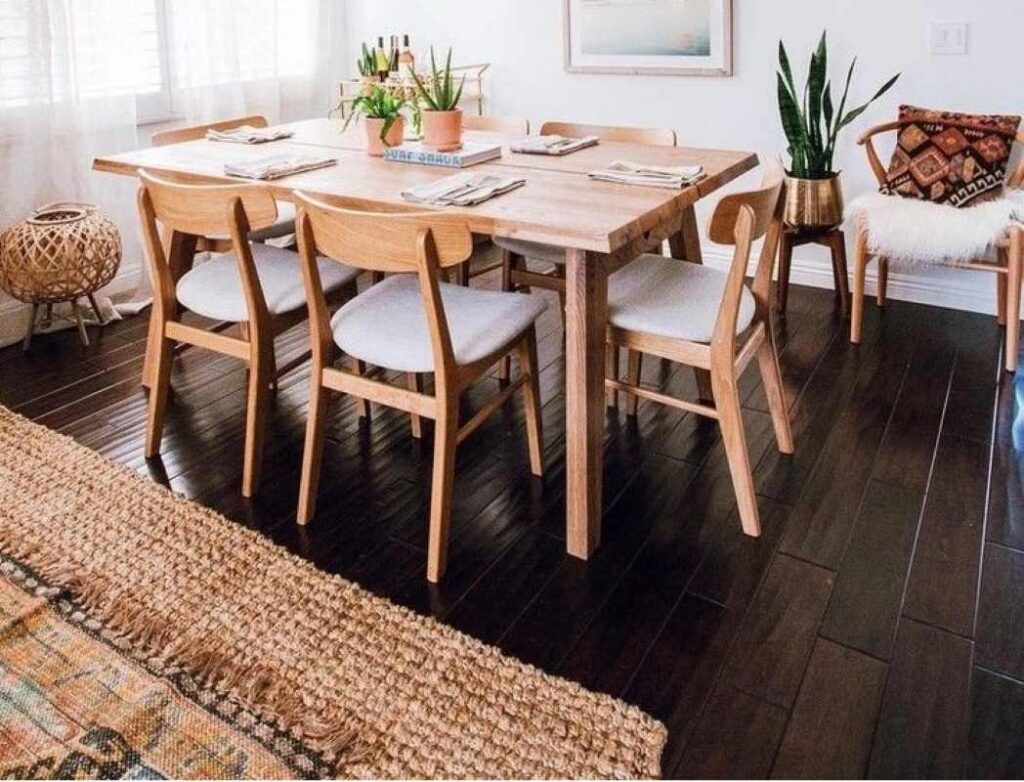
left=777, top=226, right=850, bottom=316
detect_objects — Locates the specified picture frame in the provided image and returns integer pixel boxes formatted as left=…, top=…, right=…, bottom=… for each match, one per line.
left=563, top=0, right=733, bottom=77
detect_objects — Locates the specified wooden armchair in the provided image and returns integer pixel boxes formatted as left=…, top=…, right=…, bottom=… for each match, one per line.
left=853, top=122, right=1024, bottom=371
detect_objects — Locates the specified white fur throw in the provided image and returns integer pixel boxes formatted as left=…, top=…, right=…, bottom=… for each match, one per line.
left=847, top=190, right=1024, bottom=266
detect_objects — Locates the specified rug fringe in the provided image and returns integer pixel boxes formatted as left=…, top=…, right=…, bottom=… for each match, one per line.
left=0, top=527, right=363, bottom=771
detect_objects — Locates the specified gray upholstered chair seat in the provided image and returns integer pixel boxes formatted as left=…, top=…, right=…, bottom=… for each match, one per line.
left=176, top=243, right=358, bottom=322
left=492, top=236, right=566, bottom=267
left=331, top=275, right=547, bottom=373
left=608, top=254, right=755, bottom=343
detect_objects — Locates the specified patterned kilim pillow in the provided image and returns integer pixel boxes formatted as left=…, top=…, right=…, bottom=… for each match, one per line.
left=882, top=105, right=1021, bottom=207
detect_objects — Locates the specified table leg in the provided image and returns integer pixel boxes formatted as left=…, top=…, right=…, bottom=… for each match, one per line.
left=777, top=230, right=794, bottom=315
left=668, top=204, right=703, bottom=263
left=565, top=248, right=607, bottom=559
left=829, top=229, right=851, bottom=316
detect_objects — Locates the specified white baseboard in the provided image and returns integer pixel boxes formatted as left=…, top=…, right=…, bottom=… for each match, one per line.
left=702, top=248, right=998, bottom=316
left=0, top=267, right=145, bottom=348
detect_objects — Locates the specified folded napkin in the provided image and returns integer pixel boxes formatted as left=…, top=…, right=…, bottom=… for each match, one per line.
left=207, top=125, right=294, bottom=144
left=589, top=160, right=705, bottom=189
left=402, top=172, right=526, bottom=206
left=224, top=153, right=336, bottom=180
left=510, top=135, right=599, bottom=156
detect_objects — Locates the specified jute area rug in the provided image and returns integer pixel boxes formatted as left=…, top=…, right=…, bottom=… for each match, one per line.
left=0, top=406, right=666, bottom=779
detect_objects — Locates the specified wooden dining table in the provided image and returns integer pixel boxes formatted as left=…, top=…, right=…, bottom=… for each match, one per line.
left=93, top=117, right=756, bottom=562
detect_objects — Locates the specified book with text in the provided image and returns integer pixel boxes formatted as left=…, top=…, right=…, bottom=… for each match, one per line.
left=384, top=141, right=502, bottom=168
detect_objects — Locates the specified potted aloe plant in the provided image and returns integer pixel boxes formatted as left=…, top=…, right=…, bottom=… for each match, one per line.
left=343, top=84, right=409, bottom=156
left=777, top=31, right=900, bottom=228
left=411, top=47, right=466, bottom=152
left=356, top=42, right=378, bottom=96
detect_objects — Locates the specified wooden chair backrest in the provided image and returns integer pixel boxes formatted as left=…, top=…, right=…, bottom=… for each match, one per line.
left=292, top=192, right=473, bottom=273
left=294, top=192, right=475, bottom=383
left=137, top=170, right=275, bottom=328
left=463, top=114, right=530, bottom=135
left=858, top=121, right=1024, bottom=188
left=137, top=170, right=278, bottom=236
left=539, top=121, right=676, bottom=147
left=151, top=115, right=269, bottom=147
left=708, top=162, right=786, bottom=353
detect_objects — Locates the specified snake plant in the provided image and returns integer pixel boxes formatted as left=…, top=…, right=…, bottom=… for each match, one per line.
left=342, top=85, right=409, bottom=144
left=777, top=31, right=900, bottom=179
left=410, top=47, right=465, bottom=111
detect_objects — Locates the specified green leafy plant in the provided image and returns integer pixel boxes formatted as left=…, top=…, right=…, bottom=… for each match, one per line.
left=357, top=42, right=377, bottom=78
left=410, top=47, right=465, bottom=111
left=777, top=31, right=900, bottom=179
left=343, top=85, right=409, bottom=144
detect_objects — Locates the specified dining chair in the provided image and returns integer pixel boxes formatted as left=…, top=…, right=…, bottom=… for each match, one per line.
left=851, top=120, right=1024, bottom=371
left=462, top=114, right=530, bottom=135
left=152, top=115, right=297, bottom=244
left=292, top=193, right=547, bottom=582
left=493, top=121, right=677, bottom=380
left=604, top=162, right=793, bottom=536
left=136, top=171, right=359, bottom=497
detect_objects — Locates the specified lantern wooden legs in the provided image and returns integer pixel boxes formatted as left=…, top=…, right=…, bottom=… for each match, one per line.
left=21, top=297, right=97, bottom=351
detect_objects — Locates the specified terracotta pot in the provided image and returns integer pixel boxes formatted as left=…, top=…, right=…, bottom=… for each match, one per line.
left=422, top=109, right=463, bottom=152
left=364, top=115, right=405, bottom=157
left=784, top=174, right=844, bottom=229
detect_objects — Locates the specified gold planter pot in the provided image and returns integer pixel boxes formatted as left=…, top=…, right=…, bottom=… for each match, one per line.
left=784, top=175, right=844, bottom=229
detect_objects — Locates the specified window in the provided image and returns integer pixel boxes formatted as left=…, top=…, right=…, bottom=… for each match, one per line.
left=0, top=0, right=320, bottom=123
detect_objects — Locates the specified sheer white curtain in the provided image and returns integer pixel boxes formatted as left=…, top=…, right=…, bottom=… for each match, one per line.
left=164, top=0, right=333, bottom=124
left=0, top=0, right=334, bottom=344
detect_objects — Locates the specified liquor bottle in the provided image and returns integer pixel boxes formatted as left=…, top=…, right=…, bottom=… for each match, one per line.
left=389, top=35, right=400, bottom=78
left=375, top=36, right=390, bottom=81
left=398, top=34, right=416, bottom=80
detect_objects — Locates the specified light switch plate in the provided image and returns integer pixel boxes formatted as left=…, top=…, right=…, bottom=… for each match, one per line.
left=930, top=21, right=969, bottom=55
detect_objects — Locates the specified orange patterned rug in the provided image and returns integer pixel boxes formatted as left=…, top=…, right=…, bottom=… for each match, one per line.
left=0, top=406, right=666, bottom=779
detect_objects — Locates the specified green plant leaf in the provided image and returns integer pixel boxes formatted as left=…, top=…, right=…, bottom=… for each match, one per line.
left=837, top=72, right=901, bottom=131
left=778, top=40, right=797, bottom=98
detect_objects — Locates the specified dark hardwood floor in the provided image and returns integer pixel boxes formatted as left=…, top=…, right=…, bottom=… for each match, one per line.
left=2, top=266, right=1023, bottom=779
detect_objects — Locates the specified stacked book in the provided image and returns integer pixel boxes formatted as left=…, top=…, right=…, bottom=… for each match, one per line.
left=510, top=135, right=599, bottom=156
left=588, top=160, right=705, bottom=189
left=401, top=172, right=526, bottom=206
left=224, top=153, right=336, bottom=180
left=384, top=142, right=502, bottom=168
left=207, top=126, right=294, bottom=144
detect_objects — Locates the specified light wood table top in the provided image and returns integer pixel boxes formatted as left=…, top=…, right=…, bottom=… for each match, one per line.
left=93, top=118, right=756, bottom=255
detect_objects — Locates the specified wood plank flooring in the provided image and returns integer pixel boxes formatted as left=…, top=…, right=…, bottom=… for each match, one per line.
left=2, top=262, right=1022, bottom=779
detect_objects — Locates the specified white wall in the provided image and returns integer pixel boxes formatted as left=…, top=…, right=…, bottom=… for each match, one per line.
left=343, top=0, right=1021, bottom=314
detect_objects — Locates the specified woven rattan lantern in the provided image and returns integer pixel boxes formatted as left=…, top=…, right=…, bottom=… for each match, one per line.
left=0, top=202, right=121, bottom=349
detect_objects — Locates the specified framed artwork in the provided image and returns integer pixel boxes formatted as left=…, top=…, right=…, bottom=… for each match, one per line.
left=563, top=0, right=733, bottom=77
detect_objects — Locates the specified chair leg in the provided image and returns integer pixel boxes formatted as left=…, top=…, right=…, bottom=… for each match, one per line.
left=851, top=225, right=870, bottom=344
left=297, top=377, right=331, bottom=524
left=876, top=257, right=889, bottom=307
left=518, top=328, right=545, bottom=477
left=1006, top=232, right=1022, bottom=373
left=427, top=397, right=459, bottom=583
left=407, top=372, right=424, bottom=439
left=624, top=349, right=642, bottom=417
left=757, top=331, right=794, bottom=454
left=353, top=358, right=370, bottom=419
left=498, top=250, right=516, bottom=382
left=21, top=303, right=39, bottom=352
left=695, top=368, right=714, bottom=403
left=997, top=265, right=1008, bottom=327
left=605, top=345, right=619, bottom=409
left=712, top=370, right=760, bottom=537
left=144, top=329, right=174, bottom=459
left=241, top=344, right=272, bottom=498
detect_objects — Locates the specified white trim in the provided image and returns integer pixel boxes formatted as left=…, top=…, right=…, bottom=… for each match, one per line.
left=702, top=248, right=998, bottom=316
